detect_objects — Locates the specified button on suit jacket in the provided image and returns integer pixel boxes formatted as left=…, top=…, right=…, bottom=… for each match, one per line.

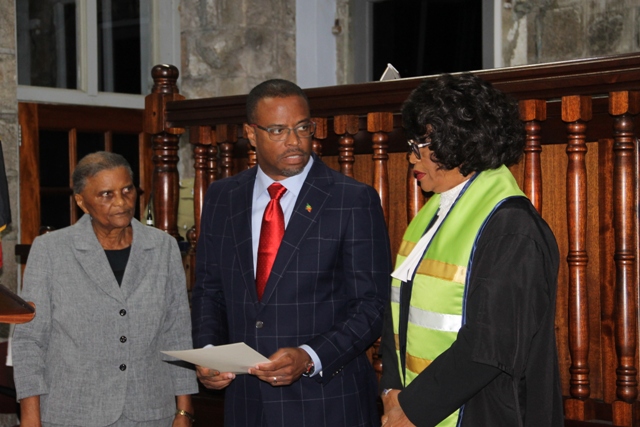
left=13, top=215, right=198, bottom=426
left=192, top=156, right=392, bottom=427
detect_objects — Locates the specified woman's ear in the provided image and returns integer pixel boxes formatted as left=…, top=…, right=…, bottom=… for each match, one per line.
left=74, top=193, right=88, bottom=214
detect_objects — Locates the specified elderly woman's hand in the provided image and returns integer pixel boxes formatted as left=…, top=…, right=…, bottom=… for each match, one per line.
left=196, top=365, right=235, bottom=390
left=172, top=414, right=192, bottom=427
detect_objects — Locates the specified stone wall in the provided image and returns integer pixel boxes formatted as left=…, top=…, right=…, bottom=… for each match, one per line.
left=178, top=0, right=297, bottom=100
left=0, top=0, right=20, bottom=301
left=176, top=0, right=298, bottom=178
left=0, top=4, right=22, bottom=426
left=503, top=0, right=640, bottom=67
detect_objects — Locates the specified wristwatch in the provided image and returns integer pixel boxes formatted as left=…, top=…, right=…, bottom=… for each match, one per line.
left=302, top=360, right=315, bottom=377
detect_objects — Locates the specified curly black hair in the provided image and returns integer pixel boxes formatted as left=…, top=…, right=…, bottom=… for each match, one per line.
left=401, top=73, right=524, bottom=176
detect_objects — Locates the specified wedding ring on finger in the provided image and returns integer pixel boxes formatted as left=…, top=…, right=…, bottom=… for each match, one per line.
left=273, top=377, right=277, bottom=385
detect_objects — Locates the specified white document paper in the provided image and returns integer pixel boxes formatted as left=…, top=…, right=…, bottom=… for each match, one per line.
left=162, top=343, right=270, bottom=374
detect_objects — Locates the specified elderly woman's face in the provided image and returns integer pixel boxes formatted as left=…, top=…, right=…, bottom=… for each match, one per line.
left=74, top=166, right=136, bottom=233
left=409, top=146, right=466, bottom=194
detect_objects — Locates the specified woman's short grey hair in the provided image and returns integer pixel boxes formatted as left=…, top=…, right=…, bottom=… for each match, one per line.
left=72, top=151, right=134, bottom=194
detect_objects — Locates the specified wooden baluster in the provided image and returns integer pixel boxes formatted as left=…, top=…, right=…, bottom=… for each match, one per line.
left=367, top=112, right=392, bottom=378
left=312, top=117, right=327, bottom=157
left=563, top=95, right=594, bottom=421
left=185, top=125, right=214, bottom=293
left=334, top=115, right=359, bottom=177
left=185, top=226, right=197, bottom=299
left=217, top=124, right=237, bottom=179
left=190, top=126, right=214, bottom=239
left=243, top=126, right=257, bottom=169
left=519, top=99, right=546, bottom=214
left=207, top=142, right=218, bottom=186
left=609, top=91, right=640, bottom=426
left=407, top=152, right=423, bottom=223
left=367, top=112, right=393, bottom=224
left=143, top=64, right=184, bottom=238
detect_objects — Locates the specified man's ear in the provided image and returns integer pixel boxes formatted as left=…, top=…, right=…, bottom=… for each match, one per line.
left=245, top=123, right=257, bottom=149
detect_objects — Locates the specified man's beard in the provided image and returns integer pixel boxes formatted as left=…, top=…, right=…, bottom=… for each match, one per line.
left=281, top=165, right=305, bottom=177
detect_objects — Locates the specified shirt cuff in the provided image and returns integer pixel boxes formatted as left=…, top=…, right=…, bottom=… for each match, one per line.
left=299, top=344, right=322, bottom=377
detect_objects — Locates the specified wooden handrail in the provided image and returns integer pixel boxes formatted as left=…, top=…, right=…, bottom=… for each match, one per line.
left=161, top=53, right=640, bottom=129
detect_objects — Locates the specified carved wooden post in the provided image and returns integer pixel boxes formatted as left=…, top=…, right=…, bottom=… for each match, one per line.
left=242, top=126, right=257, bottom=170
left=609, top=91, right=640, bottom=426
left=217, top=124, right=237, bottom=179
left=407, top=152, right=423, bottom=223
left=312, top=117, right=327, bottom=157
left=367, top=112, right=393, bottom=224
left=184, top=125, right=214, bottom=292
left=563, top=95, right=594, bottom=421
left=189, top=126, right=214, bottom=239
left=143, top=64, right=184, bottom=238
left=519, top=99, right=546, bottom=214
left=207, top=142, right=218, bottom=186
left=334, top=115, right=358, bottom=178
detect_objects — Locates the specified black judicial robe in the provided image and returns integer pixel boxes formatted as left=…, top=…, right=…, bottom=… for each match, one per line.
left=380, top=197, right=564, bottom=427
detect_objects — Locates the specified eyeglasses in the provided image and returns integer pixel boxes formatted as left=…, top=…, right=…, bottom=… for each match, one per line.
left=407, top=135, right=431, bottom=160
left=250, top=121, right=316, bottom=142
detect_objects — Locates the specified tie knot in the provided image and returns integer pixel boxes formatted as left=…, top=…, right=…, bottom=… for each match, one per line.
left=268, top=182, right=287, bottom=200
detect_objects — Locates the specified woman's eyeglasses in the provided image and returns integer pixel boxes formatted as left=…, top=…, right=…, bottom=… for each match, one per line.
left=407, top=136, right=431, bottom=160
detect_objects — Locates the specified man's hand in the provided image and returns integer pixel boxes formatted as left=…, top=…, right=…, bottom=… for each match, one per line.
left=248, top=347, right=311, bottom=386
left=381, top=389, right=416, bottom=427
left=196, top=365, right=235, bottom=390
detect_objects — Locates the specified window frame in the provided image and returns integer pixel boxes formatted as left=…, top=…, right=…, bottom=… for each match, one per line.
left=16, top=0, right=180, bottom=109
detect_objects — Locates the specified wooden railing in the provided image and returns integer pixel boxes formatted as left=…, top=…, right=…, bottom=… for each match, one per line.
left=144, top=53, right=640, bottom=426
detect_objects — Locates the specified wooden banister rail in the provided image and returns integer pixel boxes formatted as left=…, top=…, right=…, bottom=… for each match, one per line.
left=144, top=52, right=640, bottom=426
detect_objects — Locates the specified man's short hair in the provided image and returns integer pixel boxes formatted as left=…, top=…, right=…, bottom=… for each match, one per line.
left=246, top=79, right=309, bottom=123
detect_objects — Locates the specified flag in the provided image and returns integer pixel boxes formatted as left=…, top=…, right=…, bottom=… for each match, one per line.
left=0, top=140, right=12, bottom=268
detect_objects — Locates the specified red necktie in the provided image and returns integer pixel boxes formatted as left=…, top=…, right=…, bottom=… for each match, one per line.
left=256, top=182, right=287, bottom=300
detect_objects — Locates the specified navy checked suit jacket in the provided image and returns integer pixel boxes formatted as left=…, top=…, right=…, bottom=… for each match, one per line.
left=191, top=156, right=392, bottom=427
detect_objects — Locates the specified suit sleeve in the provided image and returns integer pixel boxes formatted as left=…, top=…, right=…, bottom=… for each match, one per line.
left=191, top=183, right=229, bottom=348
left=379, top=299, right=403, bottom=392
left=305, top=185, right=392, bottom=382
left=397, top=206, right=555, bottom=425
left=12, top=236, right=52, bottom=400
left=160, top=237, right=199, bottom=395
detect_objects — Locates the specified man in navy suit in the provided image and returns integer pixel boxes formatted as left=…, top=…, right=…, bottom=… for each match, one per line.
left=191, top=79, right=392, bottom=427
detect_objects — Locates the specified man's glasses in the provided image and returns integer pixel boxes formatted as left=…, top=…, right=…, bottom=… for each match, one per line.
left=407, top=135, right=431, bottom=160
left=250, top=121, right=316, bottom=142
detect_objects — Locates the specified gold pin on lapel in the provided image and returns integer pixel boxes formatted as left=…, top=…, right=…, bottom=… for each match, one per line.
left=306, top=203, right=312, bottom=213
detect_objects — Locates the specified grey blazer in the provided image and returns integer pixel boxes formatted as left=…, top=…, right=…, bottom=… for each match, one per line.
left=13, top=215, right=198, bottom=426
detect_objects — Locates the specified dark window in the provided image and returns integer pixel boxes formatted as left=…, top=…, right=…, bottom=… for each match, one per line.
left=372, top=0, right=482, bottom=79
left=98, top=0, right=142, bottom=94
left=17, top=1, right=78, bottom=89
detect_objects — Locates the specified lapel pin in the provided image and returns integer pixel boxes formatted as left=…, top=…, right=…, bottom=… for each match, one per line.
left=306, top=203, right=312, bottom=213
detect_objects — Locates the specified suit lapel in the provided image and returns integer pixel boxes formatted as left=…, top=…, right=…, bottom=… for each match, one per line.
left=119, top=219, right=152, bottom=299
left=260, top=159, right=334, bottom=305
left=229, top=169, right=260, bottom=301
left=72, top=215, right=125, bottom=302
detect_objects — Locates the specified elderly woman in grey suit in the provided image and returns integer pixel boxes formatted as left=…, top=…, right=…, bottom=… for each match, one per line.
left=13, top=152, right=198, bottom=427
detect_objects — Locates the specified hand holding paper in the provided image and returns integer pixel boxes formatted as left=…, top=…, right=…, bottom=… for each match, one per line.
left=162, top=342, right=270, bottom=374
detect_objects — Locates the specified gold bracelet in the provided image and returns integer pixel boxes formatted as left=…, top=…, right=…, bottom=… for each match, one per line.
left=175, top=409, right=195, bottom=423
